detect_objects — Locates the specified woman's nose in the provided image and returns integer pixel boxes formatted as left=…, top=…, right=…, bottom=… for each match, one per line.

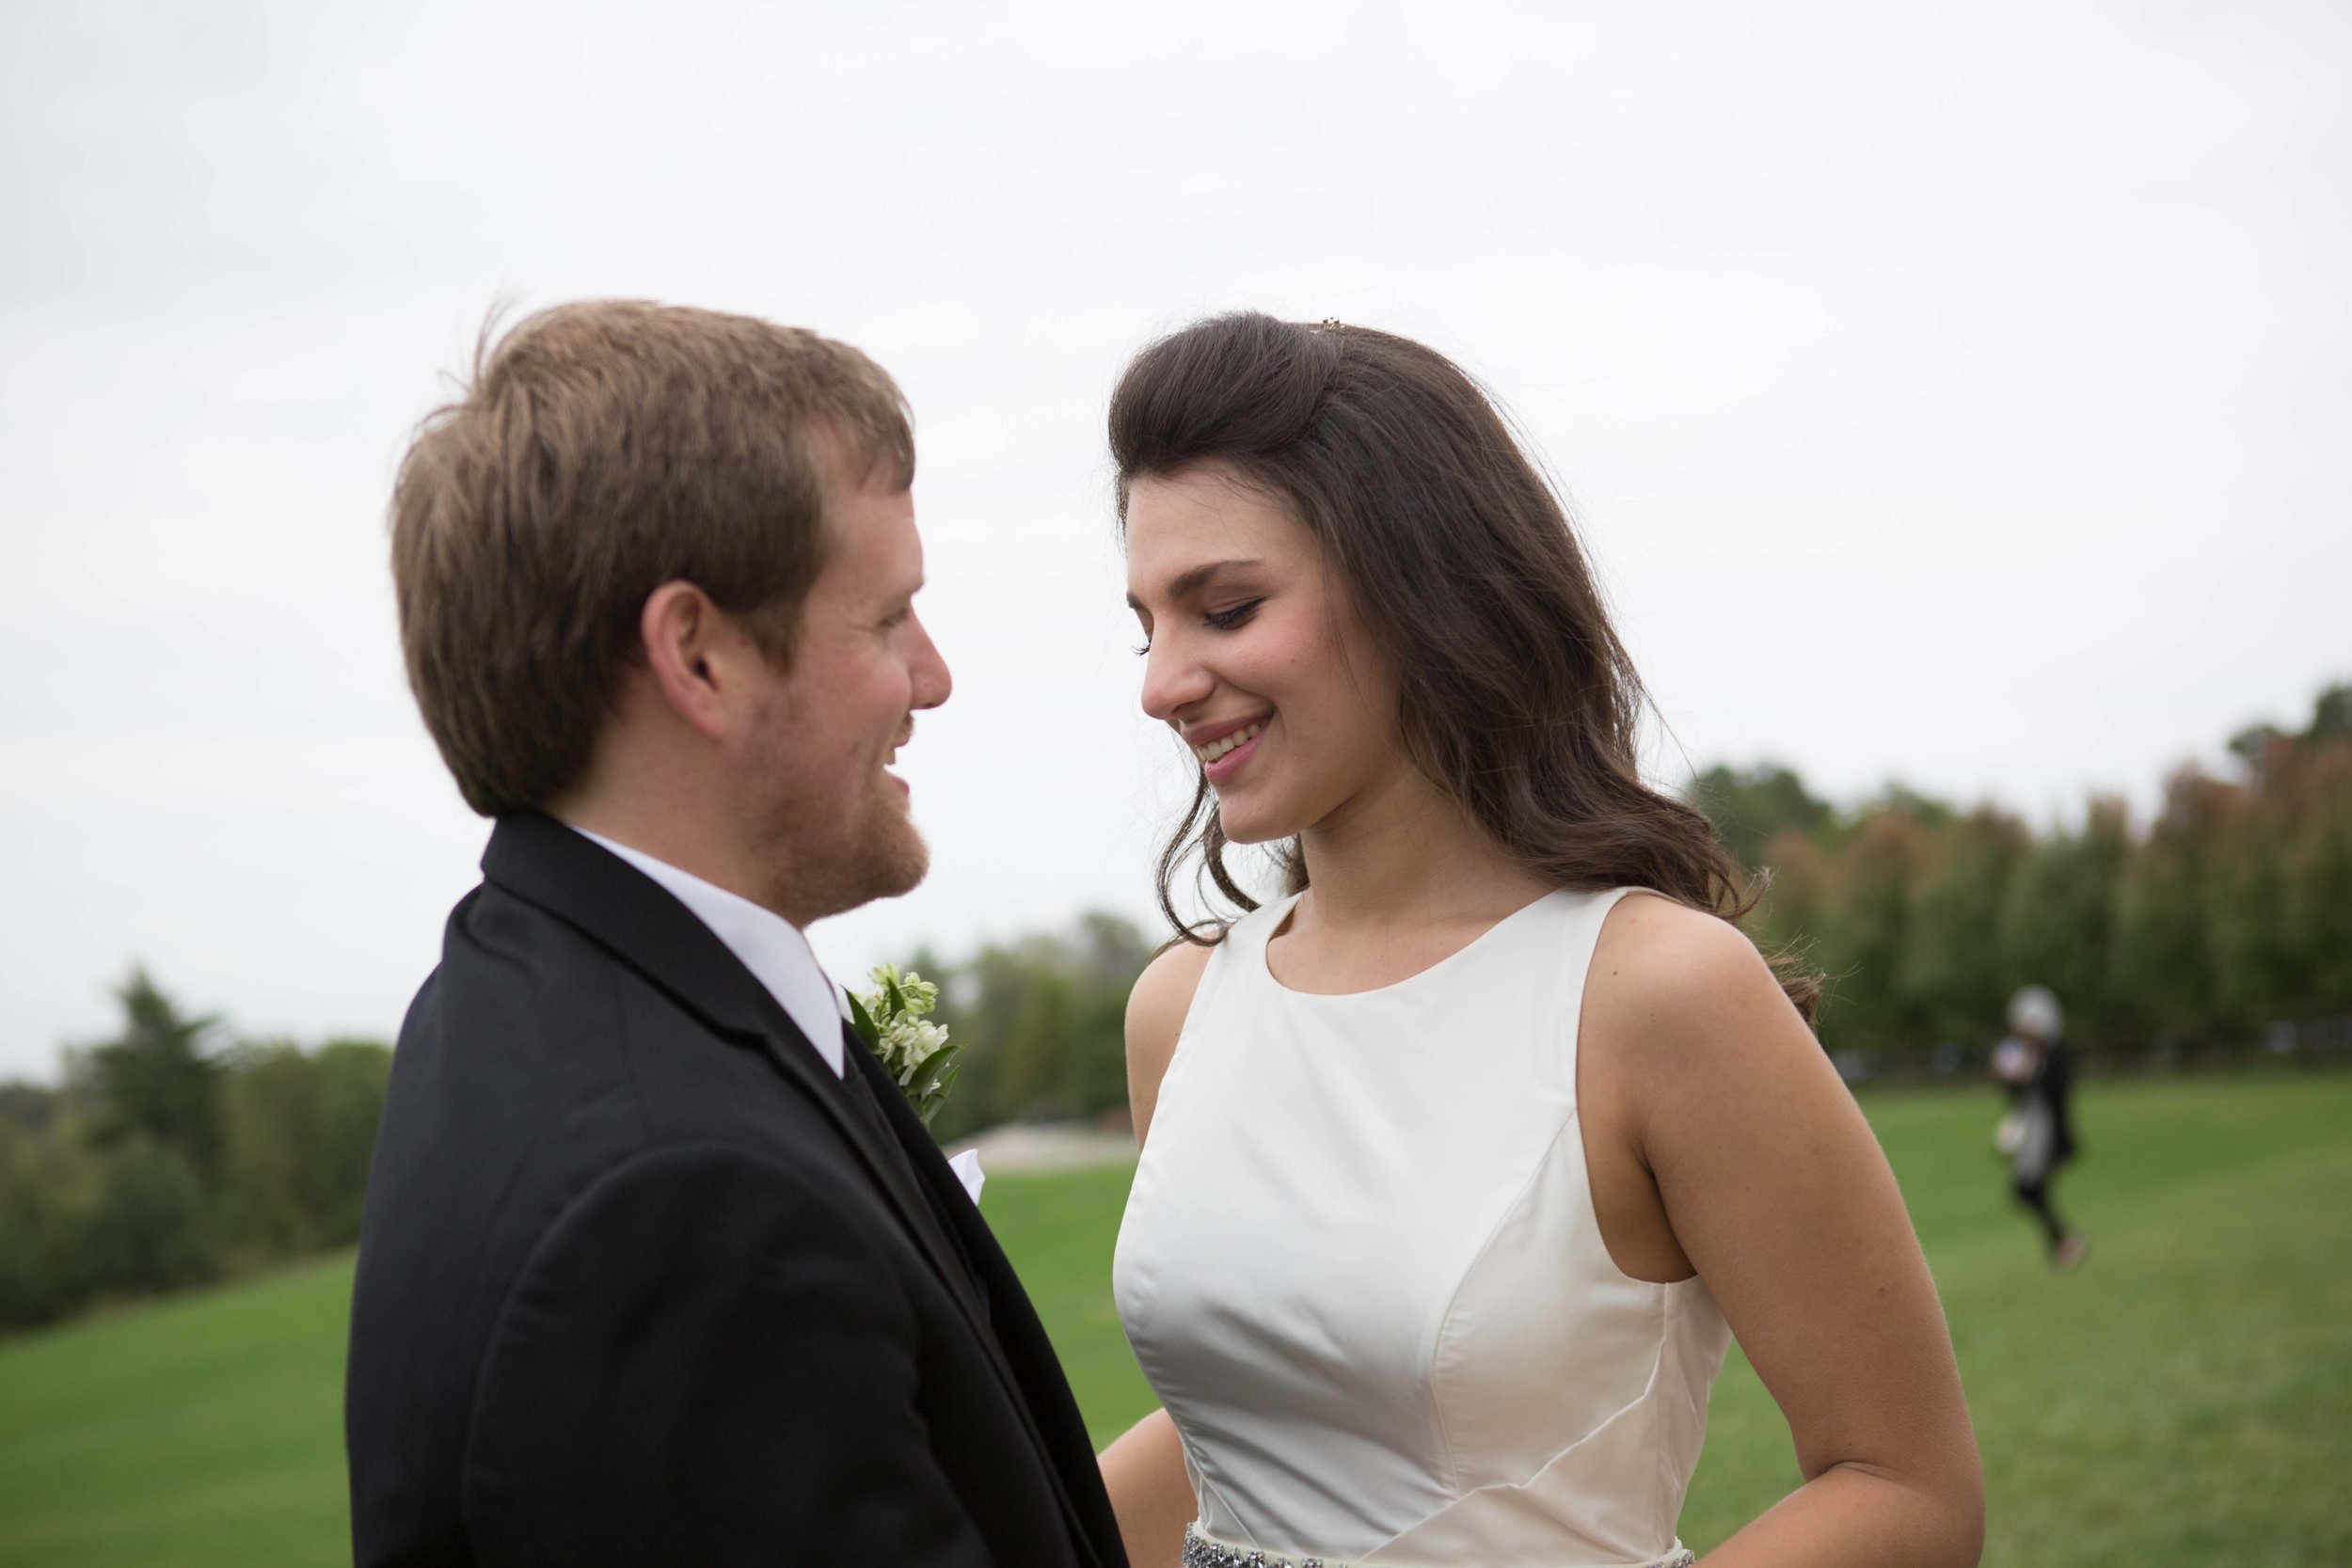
left=1138, top=636, right=1213, bottom=724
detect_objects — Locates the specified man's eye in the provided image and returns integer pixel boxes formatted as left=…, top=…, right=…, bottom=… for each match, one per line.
left=1205, top=599, right=1263, bottom=630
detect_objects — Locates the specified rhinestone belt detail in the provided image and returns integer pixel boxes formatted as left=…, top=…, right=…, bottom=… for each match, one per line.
left=1180, top=1525, right=1697, bottom=1568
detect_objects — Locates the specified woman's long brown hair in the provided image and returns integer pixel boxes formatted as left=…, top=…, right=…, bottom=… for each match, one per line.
left=1110, top=312, right=1820, bottom=1022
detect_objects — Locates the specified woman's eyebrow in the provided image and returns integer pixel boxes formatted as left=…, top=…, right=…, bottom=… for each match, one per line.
left=1125, top=557, right=1263, bottom=612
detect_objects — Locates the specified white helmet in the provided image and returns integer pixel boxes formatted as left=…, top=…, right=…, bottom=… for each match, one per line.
left=2008, top=985, right=2063, bottom=1042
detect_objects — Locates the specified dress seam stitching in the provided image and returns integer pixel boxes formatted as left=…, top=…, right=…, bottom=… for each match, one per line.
left=1413, top=889, right=1625, bottom=1508
left=1417, top=1101, right=1585, bottom=1506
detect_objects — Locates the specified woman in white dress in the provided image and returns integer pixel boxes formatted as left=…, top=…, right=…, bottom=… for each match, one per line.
left=1099, top=315, right=1983, bottom=1568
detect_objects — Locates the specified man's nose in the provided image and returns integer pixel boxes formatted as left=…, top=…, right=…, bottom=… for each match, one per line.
left=910, top=614, right=952, bottom=710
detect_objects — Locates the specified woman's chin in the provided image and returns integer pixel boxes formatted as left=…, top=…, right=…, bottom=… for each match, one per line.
left=1212, top=800, right=1295, bottom=847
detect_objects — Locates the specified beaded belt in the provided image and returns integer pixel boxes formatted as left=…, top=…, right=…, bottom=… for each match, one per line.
left=1181, top=1524, right=1698, bottom=1568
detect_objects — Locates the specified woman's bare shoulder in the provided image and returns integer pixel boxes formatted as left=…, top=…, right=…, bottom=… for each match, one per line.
left=1125, top=938, right=1218, bottom=1142
left=1586, top=891, right=1808, bottom=1077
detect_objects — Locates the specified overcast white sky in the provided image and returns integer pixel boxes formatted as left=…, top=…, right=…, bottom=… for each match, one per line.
left=3, top=0, right=2345, bottom=1079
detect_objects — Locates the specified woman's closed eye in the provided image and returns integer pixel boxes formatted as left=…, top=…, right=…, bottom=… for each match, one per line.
left=1132, top=598, right=1264, bottom=656
left=1204, top=598, right=1263, bottom=631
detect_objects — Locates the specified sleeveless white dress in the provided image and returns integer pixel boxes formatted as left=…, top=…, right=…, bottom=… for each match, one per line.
left=1114, top=889, right=1731, bottom=1568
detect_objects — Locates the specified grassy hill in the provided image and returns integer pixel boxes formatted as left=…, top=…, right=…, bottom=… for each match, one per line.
left=1, top=1075, right=2344, bottom=1566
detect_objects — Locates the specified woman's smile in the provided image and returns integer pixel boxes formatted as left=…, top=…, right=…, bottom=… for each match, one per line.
left=1192, top=715, right=1270, bottom=784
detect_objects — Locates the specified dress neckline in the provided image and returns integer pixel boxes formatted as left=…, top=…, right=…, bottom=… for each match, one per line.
left=1254, top=887, right=1570, bottom=1002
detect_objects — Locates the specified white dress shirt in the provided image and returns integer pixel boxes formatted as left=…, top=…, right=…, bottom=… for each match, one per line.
left=566, top=825, right=982, bottom=1203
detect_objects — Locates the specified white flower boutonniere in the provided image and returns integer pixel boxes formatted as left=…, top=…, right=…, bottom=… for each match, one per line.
left=848, top=963, right=960, bottom=1128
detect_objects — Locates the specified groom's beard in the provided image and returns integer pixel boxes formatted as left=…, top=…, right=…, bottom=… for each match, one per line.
left=745, top=739, right=931, bottom=927
left=808, top=787, right=930, bottom=920
left=767, top=802, right=929, bottom=927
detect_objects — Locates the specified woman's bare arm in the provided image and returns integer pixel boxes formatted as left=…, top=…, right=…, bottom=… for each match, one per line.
left=1101, top=941, right=1216, bottom=1568
left=1100, top=1407, right=1194, bottom=1568
left=1125, top=941, right=1212, bottom=1146
left=1584, top=897, right=1984, bottom=1567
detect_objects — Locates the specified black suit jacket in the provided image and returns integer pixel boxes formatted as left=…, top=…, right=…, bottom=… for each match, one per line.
left=345, top=813, right=1128, bottom=1568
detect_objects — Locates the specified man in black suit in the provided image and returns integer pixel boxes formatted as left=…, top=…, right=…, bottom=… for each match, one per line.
left=346, top=301, right=1131, bottom=1568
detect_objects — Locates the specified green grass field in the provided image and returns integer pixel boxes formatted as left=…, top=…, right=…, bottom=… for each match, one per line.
left=1, top=1075, right=2345, bottom=1566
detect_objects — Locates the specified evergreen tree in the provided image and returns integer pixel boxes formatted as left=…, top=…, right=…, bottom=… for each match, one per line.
left=83, top=968, right=225, bottom=1180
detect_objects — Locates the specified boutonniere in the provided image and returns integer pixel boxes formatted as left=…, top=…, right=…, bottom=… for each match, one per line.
left=848, top=964, right=961, bottom=1128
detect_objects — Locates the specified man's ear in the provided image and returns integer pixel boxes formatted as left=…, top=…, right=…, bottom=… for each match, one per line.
left=639, top=580, right=736, bottom=740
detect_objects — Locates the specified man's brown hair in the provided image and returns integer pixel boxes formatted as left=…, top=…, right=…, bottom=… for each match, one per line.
left=390, top=300, right=914, bottom=816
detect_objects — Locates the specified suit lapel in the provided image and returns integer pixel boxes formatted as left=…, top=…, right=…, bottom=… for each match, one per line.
left=850, top=1037, right=1128, bottom=1566
left=482, top=816, right=986, bottom=1319
left=479, top=815, right=1108, bottom=1568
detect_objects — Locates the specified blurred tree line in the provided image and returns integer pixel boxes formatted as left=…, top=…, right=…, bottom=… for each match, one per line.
left=9, top=680, right=2336, bottom=1332
left=1696, top=680, right=2352, bottom=1064
left=916, top=911, right=1154, bottom=1145
left=0, top=972, right=390, bottom=1334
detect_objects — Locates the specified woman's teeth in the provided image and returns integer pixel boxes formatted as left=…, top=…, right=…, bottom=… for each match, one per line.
left=1193, top=720, right=1265, bottom=764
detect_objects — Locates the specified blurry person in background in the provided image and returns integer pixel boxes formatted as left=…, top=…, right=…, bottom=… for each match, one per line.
left=1993, top=985, right=2089, bottom=1272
